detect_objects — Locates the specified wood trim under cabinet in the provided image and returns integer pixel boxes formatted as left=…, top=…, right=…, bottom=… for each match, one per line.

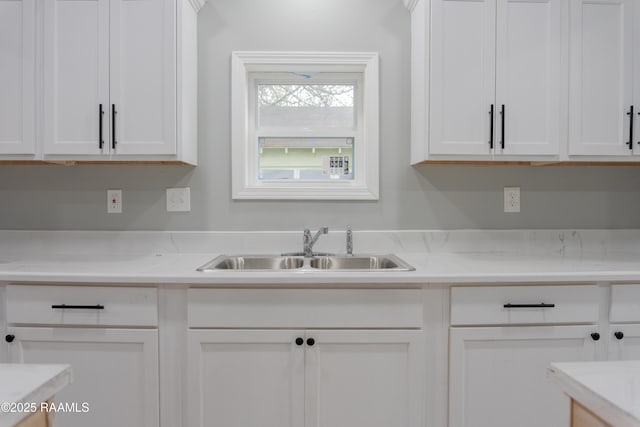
left=414, top=160, right=640, bottom=166
left=0, top=160, right=193, bottom=166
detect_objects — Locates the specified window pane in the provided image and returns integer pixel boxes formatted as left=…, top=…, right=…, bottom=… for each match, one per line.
left=258, top=84, right=355, bottom=128
left=258, top=137, right=354, bottom=181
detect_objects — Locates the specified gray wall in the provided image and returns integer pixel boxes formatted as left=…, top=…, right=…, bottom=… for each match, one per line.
left=1, top=0, right=639, bottom=231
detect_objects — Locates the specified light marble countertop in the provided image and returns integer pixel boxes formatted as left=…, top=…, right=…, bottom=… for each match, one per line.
left=549, top=361, right=640, bottom=427
left=0, top=364, right=72, bottom=427
left=0, top=230, right=638, bottom=284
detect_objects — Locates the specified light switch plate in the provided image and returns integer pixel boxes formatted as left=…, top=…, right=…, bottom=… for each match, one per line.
left=166, top=187, right=191, bottom=212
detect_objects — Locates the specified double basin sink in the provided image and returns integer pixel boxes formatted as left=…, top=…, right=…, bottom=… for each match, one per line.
left=197, top=254, right=415, bottom=272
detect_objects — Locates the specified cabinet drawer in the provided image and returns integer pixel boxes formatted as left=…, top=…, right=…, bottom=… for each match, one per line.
left=610, top=285, right=640, bottom=323
left=6, top=285, right=158, bottom=327
left=450, top=285, right=599, bottom=326
left=188, top=289, right=423, bottom=328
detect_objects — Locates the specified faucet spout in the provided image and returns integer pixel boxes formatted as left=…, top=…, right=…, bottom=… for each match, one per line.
left=303, top=227, right=328, bottom=257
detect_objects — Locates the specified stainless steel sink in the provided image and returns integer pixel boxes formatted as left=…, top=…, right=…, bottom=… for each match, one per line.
left=197, top=254, right=414, bottom=272
left=197, top=255, right=305, bottom=271
left=309, top=255, right=415, bottom=271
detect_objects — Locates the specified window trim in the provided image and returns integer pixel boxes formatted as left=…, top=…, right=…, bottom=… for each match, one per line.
left=231, top=51, right=379, bottom=200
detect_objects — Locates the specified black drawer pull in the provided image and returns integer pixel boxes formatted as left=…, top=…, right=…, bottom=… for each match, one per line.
left=627, top=106, right=634, bottom=150
left=99, top=104, right=104, bottom=149
left=52, top=304, right=105, bottom=310
left=112, top=104, right=117, bottom=149
left=504, top=303, right=555, bottom=308
left=489, top=104, right=495, bottom=149
left=500, top=104, right=505, bottom=149
left=5, top=334, right=15, bottom=343
left=614, top=331, right=624, bottom=340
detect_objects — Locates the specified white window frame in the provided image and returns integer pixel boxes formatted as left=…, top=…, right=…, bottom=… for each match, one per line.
left=231, top=51, right=379, bottom=200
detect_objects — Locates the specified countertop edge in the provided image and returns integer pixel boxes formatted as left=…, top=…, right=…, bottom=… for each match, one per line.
left=548, top=363, right=640, bottom=427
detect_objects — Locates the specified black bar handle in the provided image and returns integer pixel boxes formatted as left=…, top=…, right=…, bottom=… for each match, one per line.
left=489, top=104, right=494, bottom=149
left=111, top=104, right=117, bottom=149
left=52, top=304, right=105, bottom=310
left=627, top=106, right=634, bottom=150
left=504, top=303, right=555, bottom=308
left=99, top=104, right=104, bottom=149
left=500, top=104, right=505, bottom=149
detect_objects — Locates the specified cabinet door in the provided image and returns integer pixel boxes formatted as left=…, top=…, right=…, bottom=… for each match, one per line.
left=608, top=324, right=640, bottom=360
left=305, top=330, right=424, bottom=427
left=449, top=325, right=598, bottom=427
left=187, top=329, right=305, bottom=427
left=430, top=0, right=496, bottom=155
left=569, top=0, right=634, bottom=156
left=43, top=0, right=110, bottom=155
left=635, top=0, right=640, bottom=156
left=0, top=0, right=36, bottom=155
left=7, top=327, right=159, bottom=427
left=109, top=0, right=176, bottom=155
left=495, top=0, right=563, bottom=156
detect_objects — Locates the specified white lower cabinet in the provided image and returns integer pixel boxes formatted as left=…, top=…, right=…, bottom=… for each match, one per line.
left=449, top=285, right=601, bottom=427
left=608, top=324, right=640, bottom=360
left=4, top=285, right=159, bottom=427
left=186, top=288, right=425, bottom=427
left=449, top=325, right=598, bottom=427
left=609, top=285, right=640, bottom=360
left=6, top=327, right=159, bottom=427
left=188, top=328, right=423, bottom=427
left=188, top=329, right=304, bottom=427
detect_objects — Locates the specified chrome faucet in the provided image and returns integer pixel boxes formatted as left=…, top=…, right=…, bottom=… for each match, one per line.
left=303, top=227, right=328, bottom=257
left=346, top=226, right=353, bottom=255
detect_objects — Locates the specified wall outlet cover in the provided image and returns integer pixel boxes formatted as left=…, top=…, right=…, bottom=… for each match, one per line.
left=107, top=189, right=122, bottom=214
left=504, top=187, right=520, bottom=213
left=166, top=187, right=191, bottom=212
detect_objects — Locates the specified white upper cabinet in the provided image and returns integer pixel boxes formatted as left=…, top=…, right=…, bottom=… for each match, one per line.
left=568, top=0, right=636, bottom=157
left=0, top=0, right=36, bottom=156
left=44, top=0, right=178, bottom=159
left=429, top=0, right=496, bottom=156
left=109, top=0, right=176, bottom=155
left=424, top=0, right=564, bottom=161
left=495, top=0, right=563, bottom=156
left=43, top=0, right=110, bottom=156
left=0, top=0, right=203, bottom=163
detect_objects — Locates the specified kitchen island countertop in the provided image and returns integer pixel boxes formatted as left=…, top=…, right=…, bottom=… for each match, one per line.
left=549, top=361, right=640, bottom=427
left=0, top=364, right=72, bottom=427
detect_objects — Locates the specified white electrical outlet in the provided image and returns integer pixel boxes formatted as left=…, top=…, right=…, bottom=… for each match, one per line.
left=504, top=187, right=520, bottom=213
left=107, top=189, right=122, bottom=213
left=166, top=187, right=191, bottom=212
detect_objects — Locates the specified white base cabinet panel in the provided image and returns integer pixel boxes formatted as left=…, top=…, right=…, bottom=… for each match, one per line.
left=188, top=329, right=424, bottom=427
left=188, top=329, right=304, bottom=427
left=608, top=324, right=640, bottom=361
left=7, top=327, right=159, bottom=427
left=449, top=325, right=598, bottom=427
left=305, top=330, right=424, bottom=427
